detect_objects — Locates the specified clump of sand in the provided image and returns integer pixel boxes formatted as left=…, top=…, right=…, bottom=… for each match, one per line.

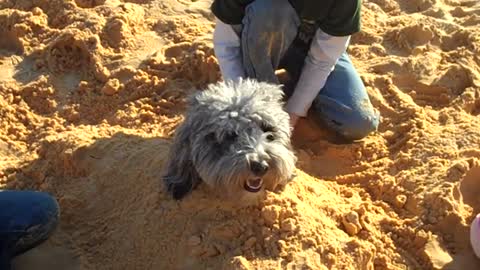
left=1, top=0, right=480, bottom=269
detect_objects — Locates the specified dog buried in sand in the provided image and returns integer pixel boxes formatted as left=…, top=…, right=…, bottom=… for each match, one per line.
left=163, top=79, right=297, bottom=205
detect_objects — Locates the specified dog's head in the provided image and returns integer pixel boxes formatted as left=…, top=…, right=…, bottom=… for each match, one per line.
left=163, top=79, right=297, bottom=205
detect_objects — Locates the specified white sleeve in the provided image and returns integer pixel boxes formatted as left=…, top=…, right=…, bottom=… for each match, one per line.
left=285, top=29, right=350, bottom=117
left=212, top=18, right=246, bottom=83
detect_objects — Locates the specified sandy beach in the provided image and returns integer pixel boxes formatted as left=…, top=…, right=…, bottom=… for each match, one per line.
left=1, top=0, right=480, bottom=269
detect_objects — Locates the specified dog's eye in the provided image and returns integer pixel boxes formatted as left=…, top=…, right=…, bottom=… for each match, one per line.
left=266, top=134, right=275, bottom=141
left=260, top=122, right=276, bottom=133
left=225, top=131, right=238, bottom=141
left=205, top=132, right=217, bottom=142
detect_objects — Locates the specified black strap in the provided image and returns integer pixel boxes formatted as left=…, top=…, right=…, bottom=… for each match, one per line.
left=293, top=0, right=321, bottom=49
left=296, top=19, right=317, bottom=46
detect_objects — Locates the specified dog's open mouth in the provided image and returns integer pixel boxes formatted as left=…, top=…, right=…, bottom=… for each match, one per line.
left=244, top=178, right=263, bottom=193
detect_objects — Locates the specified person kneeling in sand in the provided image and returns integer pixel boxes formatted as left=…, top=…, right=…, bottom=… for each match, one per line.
left=211, top=0, right=380, bottom=141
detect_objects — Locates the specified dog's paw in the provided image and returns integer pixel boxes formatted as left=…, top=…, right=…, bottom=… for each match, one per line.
left=165, top=180, right=192, bottom=200
left=288, top=171, right=298, bottom=181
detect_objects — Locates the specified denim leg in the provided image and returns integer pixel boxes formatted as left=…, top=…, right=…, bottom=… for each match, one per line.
left=0, top=190, right=60, bottom=266
left=0, top=249, right=10, bottom=270
left=312, top=53, right=380, bottom=141
left=240, top=0, right=300, bottom=83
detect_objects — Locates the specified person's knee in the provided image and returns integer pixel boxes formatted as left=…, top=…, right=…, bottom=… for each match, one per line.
left=25, top=191, right=60, bottom=230
left=0, top=191, right=60, bottom=257
left=336, top=113, right=380, bottom=141
left=245, top=0, right=296, bottom=32
left=37, top=192, right=60, bottom=226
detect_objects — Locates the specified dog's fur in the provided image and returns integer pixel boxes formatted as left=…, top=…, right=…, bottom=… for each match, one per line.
left=162, top=79, right=297, bottom=205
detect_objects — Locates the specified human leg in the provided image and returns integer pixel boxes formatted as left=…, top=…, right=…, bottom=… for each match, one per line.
left=240, top=0, right=300, bottom=83
left=0, top=190, right=60, bottom=269
left=311, top=52, right=380, bottom=141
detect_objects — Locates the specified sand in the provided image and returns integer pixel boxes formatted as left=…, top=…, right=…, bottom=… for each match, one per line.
left=1, top=0, right=480, bottom=269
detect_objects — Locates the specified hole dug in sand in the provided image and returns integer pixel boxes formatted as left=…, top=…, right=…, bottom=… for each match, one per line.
left=43, top=29, right=112, bottom=83
left=45, top=31, right=95, bottom=74
left=391, top=63, right=474, bottom=109
left=460, top=166, right=480, bottom=214
left=436, top=166, right=480, bottom=270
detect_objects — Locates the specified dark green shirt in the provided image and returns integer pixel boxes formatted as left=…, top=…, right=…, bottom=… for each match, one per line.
left=211, top=0, right=361, bottom=37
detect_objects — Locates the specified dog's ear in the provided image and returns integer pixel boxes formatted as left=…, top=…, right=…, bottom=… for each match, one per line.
left=248, top=79, right=285, bottom=103
left=263, top=83, right=285, bottom=103
left=162, top=122, right=202, bottom=200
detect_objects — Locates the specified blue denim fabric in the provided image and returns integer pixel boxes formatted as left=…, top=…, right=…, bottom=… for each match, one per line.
left=233, top=0, right=380, bottom=141
left=0, top=190, right=60, bottom=269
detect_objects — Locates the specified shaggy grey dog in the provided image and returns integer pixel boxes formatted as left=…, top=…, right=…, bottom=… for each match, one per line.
left=163, top=79, right=297, bottom=205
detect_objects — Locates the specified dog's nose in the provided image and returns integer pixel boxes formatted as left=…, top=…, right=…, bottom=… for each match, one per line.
left=250, top=160, right=269, bottom=176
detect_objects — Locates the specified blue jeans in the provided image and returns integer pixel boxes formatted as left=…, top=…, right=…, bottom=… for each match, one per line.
left=233, top=0, right=380, bottom=141
left=0, top=190, right=60, bottom=270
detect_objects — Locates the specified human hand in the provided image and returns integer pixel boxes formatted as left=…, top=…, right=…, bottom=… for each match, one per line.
left=288, top=113, right=299, bottom=129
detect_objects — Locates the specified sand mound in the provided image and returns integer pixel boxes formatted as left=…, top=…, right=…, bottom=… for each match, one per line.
left=11, top=131, right=404, bottom=269
left=1, top=0, right=480, bottom=269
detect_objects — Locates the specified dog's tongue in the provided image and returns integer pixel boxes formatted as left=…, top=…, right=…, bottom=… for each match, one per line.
left=244, top=178, right=263, bottom=193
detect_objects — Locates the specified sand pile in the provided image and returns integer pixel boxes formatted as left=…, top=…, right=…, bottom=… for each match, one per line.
left=1, top=0, right=480, bottom=269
